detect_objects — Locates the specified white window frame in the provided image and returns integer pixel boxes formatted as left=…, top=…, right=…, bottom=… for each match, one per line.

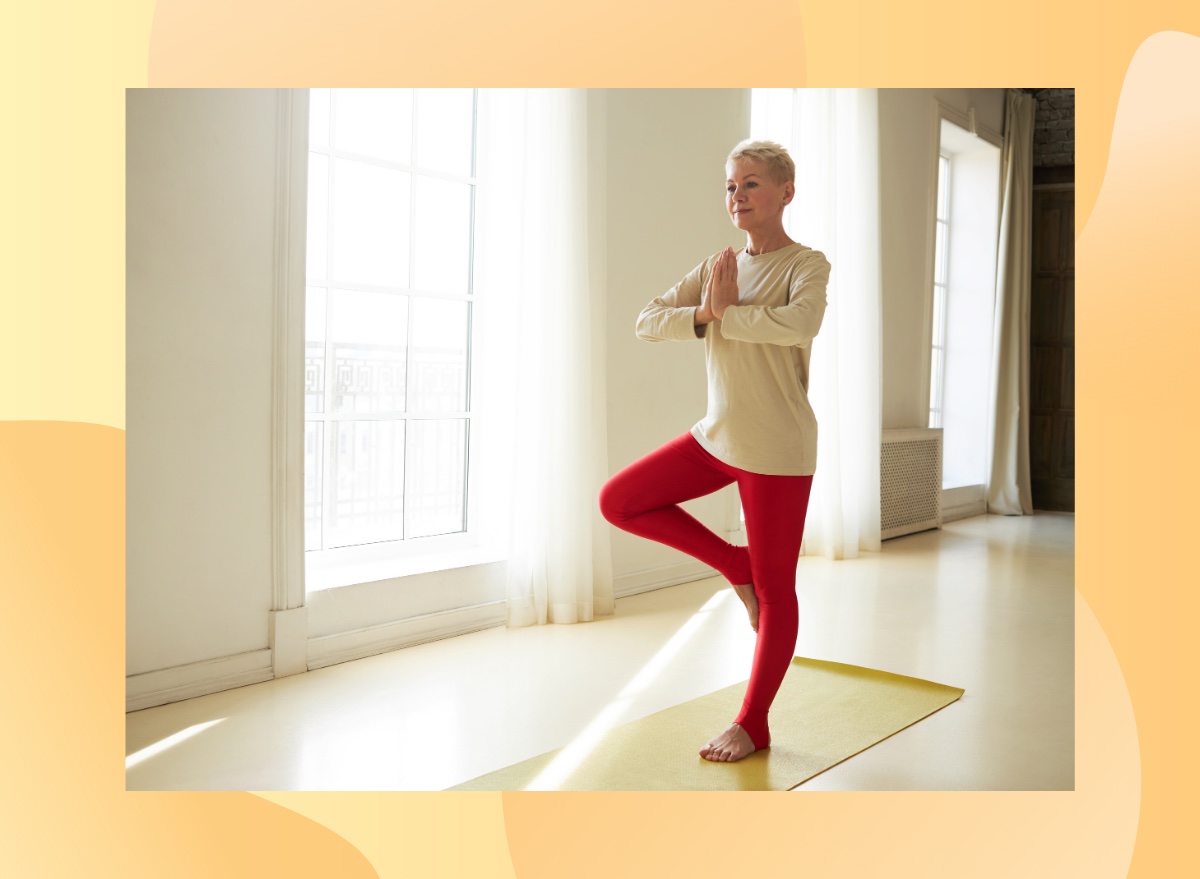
left=924, top=102, right=1002, bottom=508
left=272, top=88, right=513, bottom=670
left=299, top=88, right=496, bottom=590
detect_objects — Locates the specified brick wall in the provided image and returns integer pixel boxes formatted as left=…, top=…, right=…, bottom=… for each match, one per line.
left=1032, top=88, right=1074, bottom=168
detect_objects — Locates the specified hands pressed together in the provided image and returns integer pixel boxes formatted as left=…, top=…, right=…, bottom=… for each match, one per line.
left=695, top=246, right=739, bottom=326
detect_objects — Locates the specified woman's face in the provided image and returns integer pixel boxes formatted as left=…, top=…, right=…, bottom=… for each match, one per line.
left=725, top=158, right=794, bottom=233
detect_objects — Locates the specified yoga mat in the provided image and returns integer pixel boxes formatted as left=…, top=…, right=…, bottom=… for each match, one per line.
left=449, top=657, right=964, bottom=791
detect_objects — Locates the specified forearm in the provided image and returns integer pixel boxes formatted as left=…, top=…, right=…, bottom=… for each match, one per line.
left=637, top=302, right=708, bottom=341
left=718, top=301, right=825, bottom=346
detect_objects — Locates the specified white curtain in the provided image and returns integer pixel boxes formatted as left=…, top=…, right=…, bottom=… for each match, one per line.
left=752, top=89, right=883, bottom=559
left=474, top=89, right=614, bottom=626
left=987, top=90, right=1035, bottom=515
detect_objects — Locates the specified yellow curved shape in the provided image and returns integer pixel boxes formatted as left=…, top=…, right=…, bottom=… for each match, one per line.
left=255, top=791, right=518, bottom=879
left=0, top=423, right=379, bottom=878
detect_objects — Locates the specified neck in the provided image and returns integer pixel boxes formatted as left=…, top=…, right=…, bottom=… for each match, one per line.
left=744, top=228, right=795, bottom=256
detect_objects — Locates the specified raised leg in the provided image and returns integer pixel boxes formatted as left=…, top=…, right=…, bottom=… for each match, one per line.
left=599, top=433, right=752, bottom=587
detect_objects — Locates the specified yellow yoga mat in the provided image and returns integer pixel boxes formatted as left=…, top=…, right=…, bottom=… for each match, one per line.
left=449, top=657, right=964, bottom=791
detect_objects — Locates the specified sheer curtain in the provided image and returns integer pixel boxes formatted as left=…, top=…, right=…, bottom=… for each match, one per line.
left=987, top=90, right=1035, bottom=515
left=752, top=89, right=883, bottom=559
left=474, top=89, right=614, bottom=626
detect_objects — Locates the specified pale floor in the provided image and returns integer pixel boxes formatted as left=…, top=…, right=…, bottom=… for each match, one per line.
left=126, top=512, right=1074, bottom=791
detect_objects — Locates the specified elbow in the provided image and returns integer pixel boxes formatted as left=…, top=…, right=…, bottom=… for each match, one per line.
left=634, top=312, right=658, bottom=341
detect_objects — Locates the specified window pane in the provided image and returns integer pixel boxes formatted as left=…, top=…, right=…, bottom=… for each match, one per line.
left=332, top=158, right=410, bottom=287
left=329, top=289, right=408, bottom=414
left=305, top=286, right=327, bottom=414
left=310, top=88, right=331, bottom=150
left=406, top=419, right=467, bottom=539
left=413, top=176, right=473, bottom=294
left=329, top=420, right=406, bottom=548
left=934, top=221, right=947, bottom=286
left=307, top=153, right=328, bottom=281
left=335, top=88, right=413, bottom=165
left=931, top=285, right=944, bottom=348
left=415, top=89, right=474, bottom=176
left=409, top=297, right=469, bottom=413
left=305, top=422, right=323, bottom=551
left=937, top=155, right=949, bottom=219
left=929, top=347, right=943, bottom=412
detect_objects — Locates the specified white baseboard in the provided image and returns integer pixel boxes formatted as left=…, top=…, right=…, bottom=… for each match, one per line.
left=943, top=485, right=988, bottom=523
left=613, top=559, right=719, bottom=600
left=128, top=563, right=721, bottom=710
left=307, top=600, right=506, bottom=670
left=269, top=607, right=309, bottom=677
left=126, top=648, right=274, bottom=713
left=943, top=499, right=987, bottom=523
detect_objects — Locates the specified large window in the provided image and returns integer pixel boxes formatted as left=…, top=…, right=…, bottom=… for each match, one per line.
left=304, top=89, right=479, bottom=576
left=928, top=115, right=1001, bottom=492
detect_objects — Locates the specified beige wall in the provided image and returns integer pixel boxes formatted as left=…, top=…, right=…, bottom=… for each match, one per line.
left=601, top=88, right=751, bottom=580
left=877, top=88, right=1005, bottom=429
left=126, top=89, right=279, bottom=675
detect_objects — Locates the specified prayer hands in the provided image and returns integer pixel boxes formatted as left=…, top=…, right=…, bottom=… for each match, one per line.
left=697, top=247, right=739, bottom=325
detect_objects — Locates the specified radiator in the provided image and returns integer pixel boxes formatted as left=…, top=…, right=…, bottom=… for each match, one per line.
left=881, top=428, right=943, bottom=540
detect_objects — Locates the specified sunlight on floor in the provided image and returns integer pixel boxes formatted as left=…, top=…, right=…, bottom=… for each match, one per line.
left=125, top=719, right=225, bottom=771
left=524, top=591, right=731, bottom=790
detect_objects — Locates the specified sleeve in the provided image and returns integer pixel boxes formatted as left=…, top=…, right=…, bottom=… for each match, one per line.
left=634, top=258, right=710, bottom=342
left=718, top=251, right=830, bottom=347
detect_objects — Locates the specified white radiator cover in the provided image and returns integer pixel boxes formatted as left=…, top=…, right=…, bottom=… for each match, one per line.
left=881, top=428, right=943, bottom=540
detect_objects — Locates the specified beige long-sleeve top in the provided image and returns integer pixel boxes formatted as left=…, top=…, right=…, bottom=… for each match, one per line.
left=636, top=242, right=830, bottom=476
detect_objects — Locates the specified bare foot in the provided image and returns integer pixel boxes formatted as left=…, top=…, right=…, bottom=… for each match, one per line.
left=698, top=723, right=758, bottom=762
left=732, top=582, right=758, bottom=632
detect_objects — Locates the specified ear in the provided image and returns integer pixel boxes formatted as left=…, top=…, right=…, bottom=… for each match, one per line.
left=782, top=181, right=795, bottom=205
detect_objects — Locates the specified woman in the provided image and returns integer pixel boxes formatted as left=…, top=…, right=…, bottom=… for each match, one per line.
left=599, top=139, right=829, bottom=763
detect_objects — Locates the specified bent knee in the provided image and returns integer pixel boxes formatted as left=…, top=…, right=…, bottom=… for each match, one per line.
left=598, top=478, right=627, bottom=525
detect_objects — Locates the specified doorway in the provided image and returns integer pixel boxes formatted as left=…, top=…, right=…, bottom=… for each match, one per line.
left=1029, top=184, right=1075, bottom=511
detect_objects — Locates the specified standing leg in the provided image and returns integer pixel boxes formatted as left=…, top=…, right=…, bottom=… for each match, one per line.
left=700, top=471, right=813, bottom=761
left=599, top=433, right=752, bottom=587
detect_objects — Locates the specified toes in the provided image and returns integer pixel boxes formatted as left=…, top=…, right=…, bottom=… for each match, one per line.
left=702, top=726, right=759, bottom=763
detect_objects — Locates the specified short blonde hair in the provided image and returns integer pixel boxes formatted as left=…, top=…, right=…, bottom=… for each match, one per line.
left=726, top=139, right=795, bottom=185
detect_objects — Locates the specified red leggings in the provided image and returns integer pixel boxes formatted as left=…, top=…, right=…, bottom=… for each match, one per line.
left=599, top=432, right=813, bottom=750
